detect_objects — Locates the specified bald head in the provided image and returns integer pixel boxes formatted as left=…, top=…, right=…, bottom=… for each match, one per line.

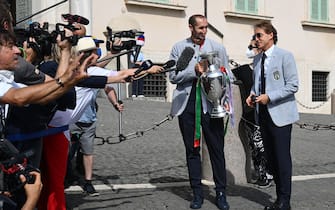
left=73, top=23, right=86, bottom=37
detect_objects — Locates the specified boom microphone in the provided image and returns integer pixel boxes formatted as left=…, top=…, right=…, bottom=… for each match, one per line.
left=176, top=47, right=195, bottom=72
left=170, top=47, right=195, bottom=74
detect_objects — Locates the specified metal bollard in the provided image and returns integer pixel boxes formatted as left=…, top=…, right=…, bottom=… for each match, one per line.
left=331, top=89, right=335, bottom=115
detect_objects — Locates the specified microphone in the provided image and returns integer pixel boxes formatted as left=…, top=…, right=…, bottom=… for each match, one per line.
left=134, top=60, right=153, bottom=75
left=62, top=14, right=90, bottom=25
left=160, top=60, right=176, bottom=72
left=167, top=47, right=195, bottom=74
left=162, top=60, right=176, bottom=69
left=125, top=60, right=153, bottom=82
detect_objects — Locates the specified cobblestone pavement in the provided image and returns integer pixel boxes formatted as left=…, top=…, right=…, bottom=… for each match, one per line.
left=66, top=96, right=335, bottom=210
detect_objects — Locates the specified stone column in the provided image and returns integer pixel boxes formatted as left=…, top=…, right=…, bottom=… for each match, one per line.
left=331, top=89, right=335, bottom=115
left=202, top=84, right=251, bottom=185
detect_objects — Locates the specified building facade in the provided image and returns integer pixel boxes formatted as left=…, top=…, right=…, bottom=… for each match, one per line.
left=12, top=0, right=335, bottom=114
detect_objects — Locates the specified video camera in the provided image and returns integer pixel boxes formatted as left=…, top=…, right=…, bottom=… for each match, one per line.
left=0, top=138, right=38, bottom=194
left=105, top=26, right=144, bottom=52
left=13, top=14, right=89, bottom=59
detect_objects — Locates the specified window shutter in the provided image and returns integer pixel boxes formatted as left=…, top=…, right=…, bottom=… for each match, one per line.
left=320, top=0, right=328, bottom=21
left=235, top=0, right=257, bottom=13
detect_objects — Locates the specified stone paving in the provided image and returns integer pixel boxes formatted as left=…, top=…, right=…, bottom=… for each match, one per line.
left=66, top=96, right=335, bottom=210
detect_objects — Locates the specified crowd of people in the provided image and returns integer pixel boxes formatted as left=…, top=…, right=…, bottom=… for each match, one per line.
left=0, top=1, right=299, bottom=209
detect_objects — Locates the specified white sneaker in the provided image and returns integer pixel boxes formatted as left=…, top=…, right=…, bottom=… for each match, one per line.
left=131, top=95, right=136, bottom=98
left=138, top=95, right=145, bottom=98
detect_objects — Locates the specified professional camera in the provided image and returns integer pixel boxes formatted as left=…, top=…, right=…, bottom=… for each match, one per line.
left=14, top=15, right=85, bottom=56
left=0, top=138, right=38, bottom=194
left=105, top=26, right=143, bottom=51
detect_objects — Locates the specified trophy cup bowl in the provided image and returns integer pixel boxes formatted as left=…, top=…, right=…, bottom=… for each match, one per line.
left=200, top=51, right=227, bottom=118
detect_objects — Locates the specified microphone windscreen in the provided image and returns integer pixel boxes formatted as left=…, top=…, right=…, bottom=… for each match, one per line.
left=136, top=35, right=145, bottom=46
left=176, top=47, right=195, bottom=72
left=162, top=60, right=176, bottom=69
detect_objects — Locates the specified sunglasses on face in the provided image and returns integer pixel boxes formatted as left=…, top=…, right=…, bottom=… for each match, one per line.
left=254, top=33, right=265, bottom=38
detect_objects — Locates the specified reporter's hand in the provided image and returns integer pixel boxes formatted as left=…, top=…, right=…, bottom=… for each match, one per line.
left=23, top=40, right=37, bottom=63
left=146, top=65, right=163, bottom=74
left=119, top=69, right=136, bottom=82
left=113, top=101, right=124, bottom=112
left=57, top=34, right=72, bottom=51
left=62, top=53, right=98, bottom=85
left=20, top=171, right=42, bottom=210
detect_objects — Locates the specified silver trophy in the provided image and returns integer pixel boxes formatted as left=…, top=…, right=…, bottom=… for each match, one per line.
left=200, top=51, right=227, bottom=118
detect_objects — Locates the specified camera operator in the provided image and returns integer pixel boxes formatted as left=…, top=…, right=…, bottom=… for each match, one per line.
left=36, top=34, right=135, bottom=209
left=0, top=3, right=97, bottom=209
left=0, top=169, right=42, bottom=210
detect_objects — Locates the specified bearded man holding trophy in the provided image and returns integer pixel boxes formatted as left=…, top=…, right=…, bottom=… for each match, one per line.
left=169, top=14, right=233, bottom=210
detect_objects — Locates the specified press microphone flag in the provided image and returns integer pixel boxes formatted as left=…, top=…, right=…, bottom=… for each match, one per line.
left=136, top=35, right=145, bottom=46
left=133, top=34, right=145, bottom=62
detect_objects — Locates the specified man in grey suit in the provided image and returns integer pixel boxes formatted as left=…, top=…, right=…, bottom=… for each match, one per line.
left=169, top=14, right=230, bottom=210
left=246, top=21, right=299, bottom=210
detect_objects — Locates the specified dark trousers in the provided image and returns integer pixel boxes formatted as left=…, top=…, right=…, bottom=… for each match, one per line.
left=132, top=78, right=144, bottom=96
left=178, top=97, right=227, bottom=196
left=259, top=106, right=292, bottom=204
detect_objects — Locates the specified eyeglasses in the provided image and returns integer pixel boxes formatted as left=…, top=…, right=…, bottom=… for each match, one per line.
left=254, top=33, right=264, bottom=38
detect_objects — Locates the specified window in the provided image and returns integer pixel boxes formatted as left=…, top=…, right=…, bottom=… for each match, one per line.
left=235, top=0, right=258, bottom=14
left=312, top=71, right=329, bottom=101
left=310, top=0, right=328, bottom=22
left=144, top=74, right=166, bottom=98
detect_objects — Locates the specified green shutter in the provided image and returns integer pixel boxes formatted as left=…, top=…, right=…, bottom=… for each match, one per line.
left=310, top=0, right=328, bottom=22
left=235, top=0, right=257, bottom=14
left=236, top=0, right=245, bottom=11
left=320, top=0, right=328, bottom=21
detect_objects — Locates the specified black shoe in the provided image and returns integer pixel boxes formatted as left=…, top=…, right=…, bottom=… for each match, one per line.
left=64, top=174, right=79, bottom=189
left=216, top=192, right=229, bottom=210
left=264, top=201, right=291, bottom=210
left=83, top=181, right=99, bottom=196
left=255, top=178, right=272, bottom=189
left=190, top=195, right=203, bottom=209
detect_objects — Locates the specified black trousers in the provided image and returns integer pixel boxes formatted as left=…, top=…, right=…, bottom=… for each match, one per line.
left=178, top=96, right=227, bottom=196
left=259, top=106, right=292, bottom=204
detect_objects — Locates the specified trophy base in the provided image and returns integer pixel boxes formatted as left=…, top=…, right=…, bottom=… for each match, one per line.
left=210, top=107, right=227, bottom=118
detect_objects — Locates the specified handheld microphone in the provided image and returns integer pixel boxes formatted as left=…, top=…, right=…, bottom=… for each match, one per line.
left=125, top=60, right=153, bottom=82
left=134, top=60, right=153, bottom=75
left=62, top=14, right=90, bottom=25
left=160, top=60, right=176, bottom=72
left=173, top=47, right=195, bottom=74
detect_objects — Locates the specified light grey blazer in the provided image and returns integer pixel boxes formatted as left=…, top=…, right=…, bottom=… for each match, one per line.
left=251, top=46, right=299, bottom=127
left=168, top=38, right=230, bottom=117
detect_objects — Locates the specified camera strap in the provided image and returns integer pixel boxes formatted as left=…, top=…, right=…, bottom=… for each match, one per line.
left=0, top=105, right=6, bottom=139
